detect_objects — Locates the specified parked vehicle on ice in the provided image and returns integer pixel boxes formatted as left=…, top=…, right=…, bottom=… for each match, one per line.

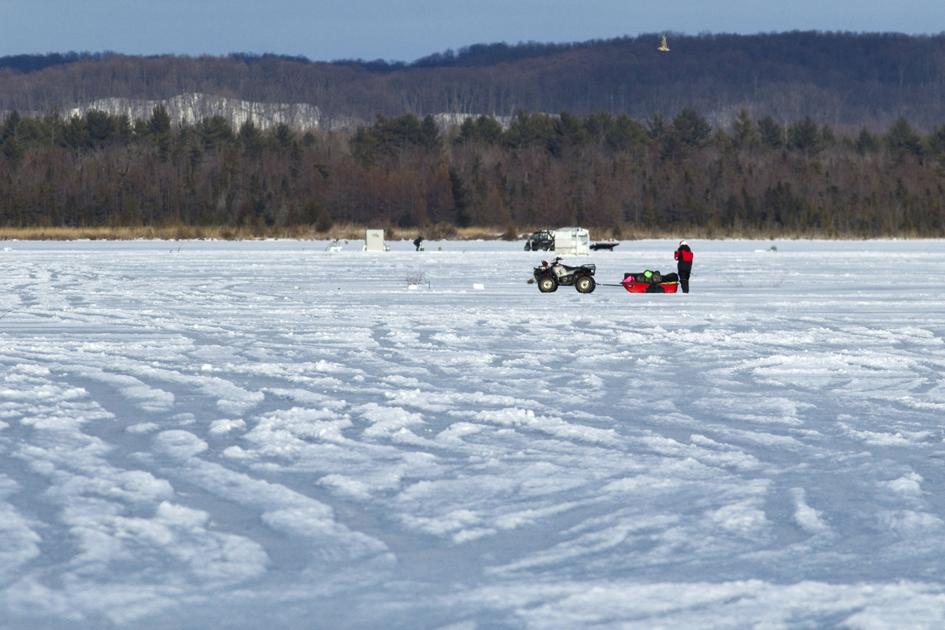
left=550, top=227, right=590, bottom=255
left=523, top=230, right=555, bottom=251
left=523, top=227, right=591, bottom=255
left=532, top=257, right=597, bottom=293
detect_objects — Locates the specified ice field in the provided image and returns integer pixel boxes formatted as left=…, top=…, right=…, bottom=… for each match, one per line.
left=2, top=238, right=945, bottom=628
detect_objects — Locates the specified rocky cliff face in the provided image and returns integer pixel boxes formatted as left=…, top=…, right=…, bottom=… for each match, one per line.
left=66, top=92, right=324, bottom=130
left=430, top=112, right=513, bottom=130
left=63, top=93, right=509, bottom=131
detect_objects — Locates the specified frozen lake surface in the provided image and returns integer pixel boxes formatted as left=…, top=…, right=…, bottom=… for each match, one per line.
left=2, top=238, right=945, bottom=628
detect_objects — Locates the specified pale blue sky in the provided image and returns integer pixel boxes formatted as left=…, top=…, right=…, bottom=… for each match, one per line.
left=1, top=0, right=944, bottom=61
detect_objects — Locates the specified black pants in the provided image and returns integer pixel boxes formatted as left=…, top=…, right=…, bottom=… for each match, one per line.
left=679, top=271, right=690, bottom=293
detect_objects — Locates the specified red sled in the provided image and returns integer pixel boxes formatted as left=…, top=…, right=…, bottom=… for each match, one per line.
left=622, top=280, right=679, bottom=293
left=622, top=272, right=679, bottom=293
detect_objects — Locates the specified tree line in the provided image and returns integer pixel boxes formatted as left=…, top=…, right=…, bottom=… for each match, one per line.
left=5, top=32, right=945, bottom=130
left=1, top=106, right=944, bottom=236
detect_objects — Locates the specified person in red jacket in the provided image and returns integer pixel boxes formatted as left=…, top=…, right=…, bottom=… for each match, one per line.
left=674, top=240, right=694, bottom=293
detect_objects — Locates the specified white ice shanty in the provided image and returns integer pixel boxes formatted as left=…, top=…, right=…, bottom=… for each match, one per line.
left=363, top=229, right=389, bottom=252
left=552, top=227, right=590, bottom=255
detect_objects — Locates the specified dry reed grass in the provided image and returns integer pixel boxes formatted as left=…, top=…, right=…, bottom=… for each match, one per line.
left=0, top=224, right=508, bottom=241
left=0, top=224, right=923, bottom=241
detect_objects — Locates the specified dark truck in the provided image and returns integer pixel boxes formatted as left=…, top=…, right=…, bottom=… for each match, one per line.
left=523, top=230, right=555, bottom=251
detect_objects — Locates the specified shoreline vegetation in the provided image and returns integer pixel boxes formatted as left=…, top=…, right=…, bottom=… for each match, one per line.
left=3, top=108, right=945, bottom=239
left=0, top=224, right=938, bottom=242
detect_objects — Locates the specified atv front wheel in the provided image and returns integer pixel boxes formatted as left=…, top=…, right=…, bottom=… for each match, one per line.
left=537, top=275, right=558, bottom=293
left=575, top=275, right=596, bottom=293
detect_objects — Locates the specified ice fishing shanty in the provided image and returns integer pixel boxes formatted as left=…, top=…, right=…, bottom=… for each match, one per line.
left=363, top=229, right=389, bottom=252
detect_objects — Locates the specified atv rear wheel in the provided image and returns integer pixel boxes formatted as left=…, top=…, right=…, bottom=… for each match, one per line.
left=537, top=275, right=558, bottom=293
left=575, top=275, right=596, bottom=293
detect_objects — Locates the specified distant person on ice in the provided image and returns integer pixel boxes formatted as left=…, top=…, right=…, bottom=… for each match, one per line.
left=674, top=240, right=694, bottom=293
left=413, top=236, right=424, bottom=251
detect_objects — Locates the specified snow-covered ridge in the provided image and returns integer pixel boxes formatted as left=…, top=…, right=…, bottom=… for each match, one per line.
left=66, top=92, right=324, bottom=131
left=62, top=93, right=514, bottom=131
left=430, top=112, right=514, bottom=129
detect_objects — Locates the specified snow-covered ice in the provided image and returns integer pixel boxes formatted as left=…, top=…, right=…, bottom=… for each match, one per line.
left=2, top=238, right=945, bottom=628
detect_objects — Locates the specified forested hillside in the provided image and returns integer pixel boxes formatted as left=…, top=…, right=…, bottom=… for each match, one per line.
left=2, top=107, right=943, bottom=236
left=3, top=32, right=945, bottom=129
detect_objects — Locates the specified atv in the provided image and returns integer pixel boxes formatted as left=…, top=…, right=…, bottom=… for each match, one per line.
left=532, top=257, right=596, bottom=293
